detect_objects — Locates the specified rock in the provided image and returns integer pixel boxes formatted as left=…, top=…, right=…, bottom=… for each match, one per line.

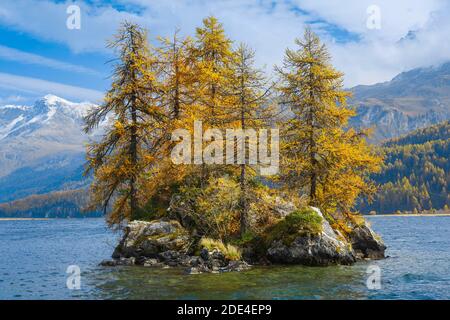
left=209, top=249, right=226, bottom=265
left=266, top=207, right=356, bottom=266
left=99, top=257, right=136, bottom=266
left=267, top=235, right=355, bottom=266
left=220, top=260, right=251, bottom=272
left=158, top=250, right=192, bottom=267
left=272, top=197, right=297, bottom=218
left=200, top=248, right=210, bottom=261
left=103, top=209, right=385, bottom=272
left=143, top=258, right=160, bottom=267
left=348, top=221, right=386, bottom=260
left=113, top=219, right=190, bottom=259
left=197, top=248, right=229, bottom=270
left=105, top=218, right=252, bottom=274
left=185, top=258, right=251, bottom=274
left=99, top=259, right=117, bottom=267
left=186, top=267, right=201, bottom=274
left=188, top=256, right=201, bottom=267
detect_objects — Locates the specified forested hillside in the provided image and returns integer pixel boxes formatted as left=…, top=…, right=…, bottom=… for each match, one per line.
left=0, top=189, right=101, bottom=218
left=359, top=121, right=450, bottom=214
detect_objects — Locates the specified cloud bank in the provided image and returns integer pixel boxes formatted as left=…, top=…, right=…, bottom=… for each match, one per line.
left=1, top=0, right=450, bottom=88
left=0, top=72, right=104, bottom=102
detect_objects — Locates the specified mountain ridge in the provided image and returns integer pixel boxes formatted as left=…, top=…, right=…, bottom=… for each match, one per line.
left=0, top=95, right=105, bottom=203
left=349, top=62, right=450, bottom=142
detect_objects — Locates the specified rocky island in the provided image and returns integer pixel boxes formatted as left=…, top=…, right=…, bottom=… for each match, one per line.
left=101, top=205, right=385, bottom=273
left=89, top=18, right=386, bottom=275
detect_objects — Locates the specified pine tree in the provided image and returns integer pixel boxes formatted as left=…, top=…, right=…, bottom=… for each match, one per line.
left=277, top=27, right=382, bottom=216
left=84, top=22, right=168, bottom=226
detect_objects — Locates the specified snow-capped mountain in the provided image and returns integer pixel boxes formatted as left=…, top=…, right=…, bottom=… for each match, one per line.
left=349, top=62, right=450, bottom=142
left=0, top=95, right=104, bottom=202
left=0, top=94, right=96, bottom=143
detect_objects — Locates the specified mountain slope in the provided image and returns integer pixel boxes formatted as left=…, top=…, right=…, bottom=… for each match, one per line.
left=0, top=95, right=105, bottom=203
left=0, top=188, right=101, bottom=218
left=358, top=121, right=450, bottom=214
left=349, top=63, right=450, bottom=142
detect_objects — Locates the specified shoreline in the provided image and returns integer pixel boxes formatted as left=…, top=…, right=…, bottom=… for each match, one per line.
left=0, top=218, right=51, bottom=221
left=366, top=213, right=450, bottom=217
left=1, top=214, right=449, bottom=220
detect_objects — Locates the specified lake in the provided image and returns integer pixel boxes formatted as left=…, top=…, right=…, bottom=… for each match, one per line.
left=0, top=216, right=449, bottom=299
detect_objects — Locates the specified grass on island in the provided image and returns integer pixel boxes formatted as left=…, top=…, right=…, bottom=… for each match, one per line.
left=199, top=238, right=242, bottom=261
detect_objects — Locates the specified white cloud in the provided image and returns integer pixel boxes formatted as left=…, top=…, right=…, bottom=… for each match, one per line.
left=0, top=0, right=141, bottom=53
left=0, top=72, right=103, bottom=102
left=324, top=1, right=450, bottom=86
left=288, top=0, right=450, bottom=86
left=1, top=0, right=450, bottom=86
left=291, top=0, right=445, bottom=41
left=0, top=45, right=100, bottom=75
left=0, top=94, right=27, bottom=105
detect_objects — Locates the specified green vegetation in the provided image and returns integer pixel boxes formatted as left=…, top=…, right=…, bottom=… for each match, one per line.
left=200, top=238, right=242, bottom=261
left=358, top=121, right=450, bottom=214
left=264, top=208, right=323, bottom=245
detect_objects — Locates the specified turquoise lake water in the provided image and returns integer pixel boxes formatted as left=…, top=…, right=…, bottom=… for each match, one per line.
left=0, top=216, right=449, bottom=299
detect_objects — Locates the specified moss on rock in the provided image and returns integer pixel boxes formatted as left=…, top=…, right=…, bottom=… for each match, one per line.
left=264, top=207, right=323, bottom=246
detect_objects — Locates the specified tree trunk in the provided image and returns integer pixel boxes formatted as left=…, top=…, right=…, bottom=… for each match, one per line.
left=173, top=38, right=180, bottom=119
left=308, top=60, right=317, bottom=206
left=239, top=163, right=248, bottom=237
left=239, top=75, right=248, bottom=237
left=130, top=95, right=138, bottom=218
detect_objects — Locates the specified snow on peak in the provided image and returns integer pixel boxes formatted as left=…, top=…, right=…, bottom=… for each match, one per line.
left=32, top=94, right=97, bottom=119
left=42, top=94, right=73, bottom=106
left=0, top=95, right=101, bottom=141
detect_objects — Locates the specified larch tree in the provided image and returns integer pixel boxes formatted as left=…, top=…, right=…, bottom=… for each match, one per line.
left=231, top=43, right=272, bottom=236
left=277, top=27, right=382, bottom=217
left=84, top=22, right=168, bottom=226
left=146, top=30, right=197, bottom=194
left=190, top=16, right=237, bottom=185
left=158, top=30, right=196, bottom=121
left=191, top=16, right=235, bottom=126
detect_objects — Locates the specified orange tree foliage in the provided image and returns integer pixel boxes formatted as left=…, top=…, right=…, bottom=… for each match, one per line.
left=276, top=27, right=382, bottom=217
left=84, top=22, right=169, bottom=226
left=85, top=19, right=382, bottom=233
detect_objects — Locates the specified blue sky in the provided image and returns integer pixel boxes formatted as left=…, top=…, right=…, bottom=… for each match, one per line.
left=0, top=0, right=449, bottom=105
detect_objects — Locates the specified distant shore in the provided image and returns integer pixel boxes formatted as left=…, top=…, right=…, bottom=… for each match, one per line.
left=0, top=218, right=51, bottom=221
left=1, top=214, right=450, bottom=220
left=366, top=213, right=450, bottom=217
